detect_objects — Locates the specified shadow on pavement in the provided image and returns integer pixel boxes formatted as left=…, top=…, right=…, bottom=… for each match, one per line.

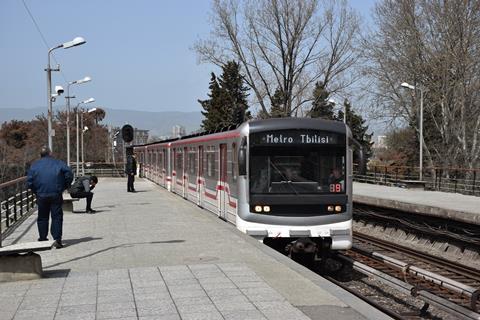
left=64, top=236, right=102, bottom=246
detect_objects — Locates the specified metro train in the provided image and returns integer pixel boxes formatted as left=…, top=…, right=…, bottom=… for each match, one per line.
left=134, top=118, right=360, bottom=256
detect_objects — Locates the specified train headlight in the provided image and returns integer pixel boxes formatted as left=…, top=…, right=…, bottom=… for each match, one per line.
left=263, top=206, right=270, bottom=213
left=254, top=206, right=263, bottom=213
left=335, top=205, right=342, bottom=212
left=327, top=205, right=334, bottom=212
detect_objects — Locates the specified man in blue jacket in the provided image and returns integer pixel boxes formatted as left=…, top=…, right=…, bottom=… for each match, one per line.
left=27, top=147, right=73, bottom=248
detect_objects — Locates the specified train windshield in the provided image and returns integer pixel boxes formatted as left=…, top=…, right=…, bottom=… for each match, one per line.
left=249, top=130, right=346, bottom=195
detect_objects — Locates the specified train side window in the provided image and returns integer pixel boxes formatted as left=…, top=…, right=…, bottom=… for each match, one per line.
left=207, top=147, right=216, bottom=178
left=232, top=143, right=237, bottom=181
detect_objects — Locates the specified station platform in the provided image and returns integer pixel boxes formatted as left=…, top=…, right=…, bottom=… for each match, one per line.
left=353, top=182, right=480, bottom=225
left=0, top=178, right=389, bottom=320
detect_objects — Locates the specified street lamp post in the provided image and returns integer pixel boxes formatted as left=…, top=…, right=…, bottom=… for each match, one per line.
left=66, top=76, right=91, bottom=166
left=401, top=82, right=424, bottom=181
left=75, top=98, right=95, bottom=176
left=81, top=107, right=97, bottom=175
left=46, top=37, right=86, bottom=152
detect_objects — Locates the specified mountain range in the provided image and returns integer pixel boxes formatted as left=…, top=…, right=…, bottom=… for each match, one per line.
left=0, top=107, right=203, bottom=138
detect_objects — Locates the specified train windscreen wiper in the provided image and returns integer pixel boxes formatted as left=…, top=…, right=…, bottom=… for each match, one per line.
left=268, top=159, right=299, bottom=195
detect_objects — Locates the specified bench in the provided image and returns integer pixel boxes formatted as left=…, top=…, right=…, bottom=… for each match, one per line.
left=400, top=180, right=426, bottom=189
left=63, top=192, right=79, bottom=212
left=0, top=241, right=55, bottom=282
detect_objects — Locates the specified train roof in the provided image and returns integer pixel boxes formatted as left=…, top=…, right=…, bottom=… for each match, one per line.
left=248, top=117, right=347, bottom=134
left=133, top=117, right=346, bottom=148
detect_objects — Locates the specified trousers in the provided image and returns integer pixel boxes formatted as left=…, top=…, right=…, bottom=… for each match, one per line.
left=37, top=194, right=63, bottom=241
left=70, top=191, right=94, bottom=210
left=127, top=174, right=135, bottom=191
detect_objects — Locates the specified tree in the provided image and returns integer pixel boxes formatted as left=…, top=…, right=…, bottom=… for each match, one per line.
left=217, top=61, right=251, bottom=125
left=307, top=82, right=335, bottom=119
left=363, top=0, right=480, bottom=170
left=199, top=61, right=251, bottom=130
left=338, top=99, right=373, bottom=161
left=199, top=73, right=228, bottom=131
left=195, top=0, right=361, bottom=117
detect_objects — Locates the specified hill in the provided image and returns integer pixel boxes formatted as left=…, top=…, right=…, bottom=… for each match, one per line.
left=0, top=107, right=203, bottom=137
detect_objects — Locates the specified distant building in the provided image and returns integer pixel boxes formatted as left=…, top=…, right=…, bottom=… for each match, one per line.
left=172, top=125, right=186, bottom=138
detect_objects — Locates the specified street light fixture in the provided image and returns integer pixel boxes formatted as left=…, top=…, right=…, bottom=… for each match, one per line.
left=75, top=98, right=95, bottom=176
left=46, top=36, right=86, bottom=152
left=401, top=82, right=424, bottom=181
left=66, top=76, right=92, bottom=166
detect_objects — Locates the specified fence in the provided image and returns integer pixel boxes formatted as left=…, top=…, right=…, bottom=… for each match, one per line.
left=0, top=177, right=36, bottom=247
left=353, top=164, right=480, bottom=196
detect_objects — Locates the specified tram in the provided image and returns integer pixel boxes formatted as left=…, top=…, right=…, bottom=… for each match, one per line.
left=134, top=118, right=359, bottom=255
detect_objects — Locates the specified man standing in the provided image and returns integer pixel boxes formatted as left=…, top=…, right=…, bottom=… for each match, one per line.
left=125, top=154, right=137, bottom=192
left=27, top=147, right=73, bottom=248
left=69, top=176, right=98, bottom=213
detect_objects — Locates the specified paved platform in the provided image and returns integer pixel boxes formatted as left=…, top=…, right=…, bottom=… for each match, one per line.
left=0, top=178, right=389, bottom=320
left=353, top=182, right=480, bottom=225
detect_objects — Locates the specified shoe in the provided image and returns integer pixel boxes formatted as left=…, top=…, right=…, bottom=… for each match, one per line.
left=86, top=209, right=97, bottom=214
left=53, top=240, right=64, bottom=248
left=38, top=238, right=49, bottom=241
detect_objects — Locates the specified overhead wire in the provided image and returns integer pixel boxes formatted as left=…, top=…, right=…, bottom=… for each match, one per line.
left=21, top=0, right=68, bottom=83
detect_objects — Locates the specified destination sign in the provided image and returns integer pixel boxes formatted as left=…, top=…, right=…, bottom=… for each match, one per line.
left=251, top=130, right=344, bottom=146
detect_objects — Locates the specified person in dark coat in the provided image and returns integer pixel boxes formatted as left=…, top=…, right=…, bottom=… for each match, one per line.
left=69, top=175, right=98, bottom=213
left=27, top=147, right=73, bottom=248
left=125, top=154, right=137, bottom=192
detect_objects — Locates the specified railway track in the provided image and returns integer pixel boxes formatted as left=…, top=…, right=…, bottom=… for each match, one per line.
left=330, top=232, right=480, bottom=320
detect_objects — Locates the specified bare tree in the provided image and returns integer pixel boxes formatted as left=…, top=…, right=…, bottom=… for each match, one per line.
left=195, top=0, right=361, bottom=117
left=363, top=0, right=480, bottom=170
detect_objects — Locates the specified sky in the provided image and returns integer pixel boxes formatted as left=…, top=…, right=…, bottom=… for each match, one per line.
left=0, top=0, right=377, bottom=113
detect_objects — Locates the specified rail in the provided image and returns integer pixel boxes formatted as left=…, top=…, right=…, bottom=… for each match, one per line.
left=354, top=164, right=480, bottom=196
left=0, top=176, right=36, bottom=247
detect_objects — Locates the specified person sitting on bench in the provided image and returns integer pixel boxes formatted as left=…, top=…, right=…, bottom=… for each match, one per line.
left=69, top=175, right=98, bottom=213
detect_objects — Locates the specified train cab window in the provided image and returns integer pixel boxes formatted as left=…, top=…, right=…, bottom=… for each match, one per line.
left=250, top=146, right=345, bottom=194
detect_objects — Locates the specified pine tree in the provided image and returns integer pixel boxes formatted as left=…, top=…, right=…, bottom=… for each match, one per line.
left=269, top=88, right=289, bottom=118
left=307, top=82, right=335, bottom=120
left=198, top=73, right=226, bottom=131
left=337, top=99, right=373, bottom=161
left=218, top=61, right=251, bottom=126
left=199, top=62, right=251, bottom=131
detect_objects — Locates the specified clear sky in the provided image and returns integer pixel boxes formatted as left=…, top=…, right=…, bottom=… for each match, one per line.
left=0, top=0, right=376, bottom=113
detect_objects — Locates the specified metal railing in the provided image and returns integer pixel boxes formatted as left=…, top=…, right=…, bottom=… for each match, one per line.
left=353, top=164, right=480, bottom=196
left=0, top=177, right=36, bottom=247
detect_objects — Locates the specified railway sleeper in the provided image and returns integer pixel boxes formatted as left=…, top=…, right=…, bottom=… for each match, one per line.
left=351, top=245, right=480, bottom=313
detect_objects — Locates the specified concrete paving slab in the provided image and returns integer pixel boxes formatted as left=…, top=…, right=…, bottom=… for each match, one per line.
left=0, top=178, right=390, bottom=320
left=353, top=182, right=480, bottom=224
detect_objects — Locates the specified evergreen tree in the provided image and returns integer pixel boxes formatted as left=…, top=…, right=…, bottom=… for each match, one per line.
left=198, top=73, right=226, bottom=131
left=218, top=61, right=251, bottom=126
left=307, top=82, right=335, bottom=120
left=337, top=99, right=373, bottom=161
left=199, top=61, right=251, bottom=131
left=269, top=88, right=289, bottom=118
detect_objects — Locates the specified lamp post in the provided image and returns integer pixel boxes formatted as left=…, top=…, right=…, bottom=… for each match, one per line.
left=401, top=82, right=424, bottom=181
left=75, top=98, right=95, bottom=176
left=46, top=37, right=86, bottom=152
left=81, top=107, right=97, bottom=175
left=66, top=76, right=91, bottom=166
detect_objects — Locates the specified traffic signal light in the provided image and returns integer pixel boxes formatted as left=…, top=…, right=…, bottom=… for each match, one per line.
left=121, top=124, right=134, bottom=143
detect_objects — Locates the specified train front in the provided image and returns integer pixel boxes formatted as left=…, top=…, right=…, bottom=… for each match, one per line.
left=236, top=118, right=352, bottom=256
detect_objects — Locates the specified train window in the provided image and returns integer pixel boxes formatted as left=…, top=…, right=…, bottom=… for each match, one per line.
left=188, top=151, right=196, bottom=175
left=250, top=145, right=346, bottom=194
left=206, top=148, right=216, bottom=178
left=232, top=143, right=237, bottom=181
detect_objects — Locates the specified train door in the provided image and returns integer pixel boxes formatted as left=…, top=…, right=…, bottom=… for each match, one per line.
left=219, top=144, right=227, bottom=220
left=198, top=145, right=204, bottom=206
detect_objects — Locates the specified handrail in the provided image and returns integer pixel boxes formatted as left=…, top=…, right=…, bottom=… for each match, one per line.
left=0, top=176, right=27, bottom=189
